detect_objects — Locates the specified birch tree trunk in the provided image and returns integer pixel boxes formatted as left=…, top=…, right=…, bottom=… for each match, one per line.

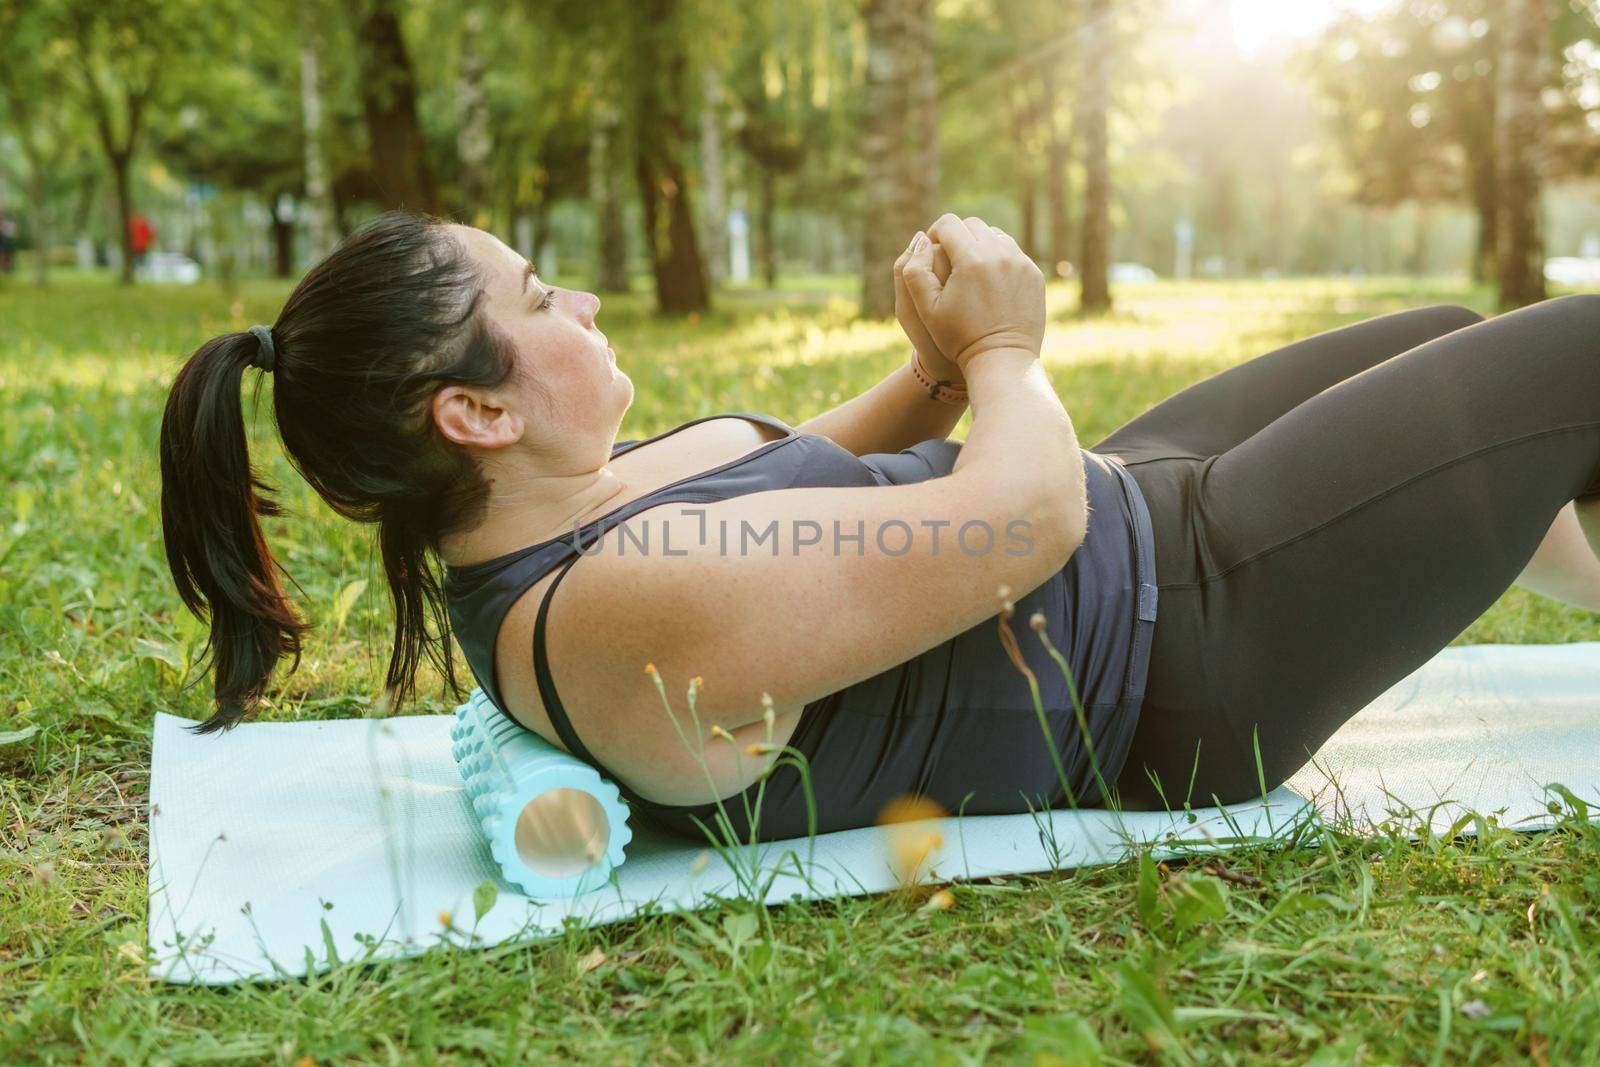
left=860, top=0, right=938, bottom=319
left=1009, top=81, right=1039, bottom=261
left=1077, top=0, right=1112, bottom=312
left=1494, top=0, right=1549, bottom=309
left=1040, top=57, right=1074, bottom=276
left=589, top=81, right=630, bottom=293
left=456, top=5, right=493, bottom=224
left=299, top=0, right=334, bottom=261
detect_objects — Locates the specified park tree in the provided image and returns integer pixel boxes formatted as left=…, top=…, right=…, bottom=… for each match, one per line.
left=1301, top=0, right=1596, bottom=288
left=727, top=0, right=856, bottom=288
left=1496, top=0, right=1552, bottom=308
left=630, top=0, right=714, bottom=314
left=527, top=0, right=711, bottom=310
left=1038, top=26, right=1078, bottom=273
left=56, top=0, right=199, bottom=284
left=1077, top=0, right=1112, bottom=312
left=589, top=51, right=632, bottom=293
left=423, top=0, right=643, bottom=282
left=150, top=0, right=316, bottom=278
left=454, top=5, right=494, bottom=224
left=700, top=69, right=730, bottom=287
left=1493, top=0, right=1598, bottom=305
left=860, top=0, right=939, bottom=318
left=1545, top=3, right=1600, bottom=175
left=299, top=0, right=336, bottom=260
left=353, top=0, right=440, bottom=214
left=413, top=0, right=581, bottom=247
left=0, top=0, right=84, bottom=286
left=1301, top=3, right=1502, bottom=282
left=411, top=0, right=543, bottom=231
left=987, top=0, right=1083, bottom=267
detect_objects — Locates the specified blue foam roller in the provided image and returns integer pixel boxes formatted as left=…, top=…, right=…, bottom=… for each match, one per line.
left=450, top=688, right=633, bottom=898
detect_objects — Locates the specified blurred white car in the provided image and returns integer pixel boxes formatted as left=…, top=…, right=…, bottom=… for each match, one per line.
left=139, top=252, right=202, bottom=285
left=1545, top=257, right=1600, bottom=287
left=1110, top=262, right=1159, bottom=284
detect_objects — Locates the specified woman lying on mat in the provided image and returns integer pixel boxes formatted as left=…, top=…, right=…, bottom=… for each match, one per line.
left=158, top=210, right=1600, bottom=843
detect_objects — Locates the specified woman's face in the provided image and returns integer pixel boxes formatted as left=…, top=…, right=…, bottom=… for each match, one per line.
left=445, top=224, right=632, bottom=453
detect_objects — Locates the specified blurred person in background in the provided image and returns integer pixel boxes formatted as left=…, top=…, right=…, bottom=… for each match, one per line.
left=129, top=213, right=154, bottom=269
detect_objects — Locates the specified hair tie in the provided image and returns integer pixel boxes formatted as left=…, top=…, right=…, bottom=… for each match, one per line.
left=248, top=325, right=276, bottom=373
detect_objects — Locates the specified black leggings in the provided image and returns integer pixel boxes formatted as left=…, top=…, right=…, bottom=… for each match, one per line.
left=1091, top=295, right=1600, bottom=811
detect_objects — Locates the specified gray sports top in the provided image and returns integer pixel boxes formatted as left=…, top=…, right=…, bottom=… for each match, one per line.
left=443, top=412, right=1157, bottom=843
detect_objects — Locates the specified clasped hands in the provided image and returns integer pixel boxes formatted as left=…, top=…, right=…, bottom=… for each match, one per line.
left=893, top=212, right=1047, bottom=386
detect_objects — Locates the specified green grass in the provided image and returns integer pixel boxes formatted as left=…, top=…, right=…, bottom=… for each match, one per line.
left=2, top=272, right=1598, bottom=1064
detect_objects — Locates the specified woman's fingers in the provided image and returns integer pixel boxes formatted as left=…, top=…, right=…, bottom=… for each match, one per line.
left=894, top=238, right=915, bottom=298
left=894, top=230, right=918, bottom=276
left=927, top=213, right=981, bottom=265
left=988, top=224, right=1024, bottom=256
left=900, top=210, right=1045, bottom=367
left=931, top=240, right=952, bottom=285
left=962, top=215, right=999, bottom=248
left=901, top=232, right=943, bottom=310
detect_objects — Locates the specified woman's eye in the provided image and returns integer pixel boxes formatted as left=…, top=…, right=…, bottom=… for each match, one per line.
left=540, top=288, right=557, bottom=310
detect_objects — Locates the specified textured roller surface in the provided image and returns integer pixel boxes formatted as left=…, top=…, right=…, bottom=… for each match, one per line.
left=449, top=688, right=633, bottom=899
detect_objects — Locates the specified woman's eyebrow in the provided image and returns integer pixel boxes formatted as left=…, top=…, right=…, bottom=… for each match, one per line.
left=521, top=261, right=538, bottom=294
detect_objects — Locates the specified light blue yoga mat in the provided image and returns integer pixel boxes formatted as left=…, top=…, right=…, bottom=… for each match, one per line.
left=146, top=642, right=1600, bottom=985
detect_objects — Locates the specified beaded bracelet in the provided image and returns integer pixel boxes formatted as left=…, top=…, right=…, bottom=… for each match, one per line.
left=908, top=349, right=969, bottom=406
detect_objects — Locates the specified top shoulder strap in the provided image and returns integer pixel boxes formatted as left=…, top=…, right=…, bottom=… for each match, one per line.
left=530, top=550, right=605, bottom=769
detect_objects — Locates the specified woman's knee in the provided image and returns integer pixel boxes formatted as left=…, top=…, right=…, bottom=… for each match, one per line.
left=1421, top=302, right=1485, bottom=331
left=1544, top=292, right=1600, bottom=328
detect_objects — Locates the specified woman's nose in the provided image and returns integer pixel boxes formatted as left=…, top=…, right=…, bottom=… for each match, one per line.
left=569, top=290, right=601, bottom=328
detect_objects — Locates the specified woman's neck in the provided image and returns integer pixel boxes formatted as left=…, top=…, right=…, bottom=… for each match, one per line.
left=438, top=454, right=632, bottom=567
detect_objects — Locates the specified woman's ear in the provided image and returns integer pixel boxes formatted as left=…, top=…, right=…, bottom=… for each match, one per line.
left=432, top=385, right=523, bottom=449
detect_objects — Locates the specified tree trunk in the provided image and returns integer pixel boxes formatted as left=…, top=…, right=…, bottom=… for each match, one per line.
left=759, top=165, right=778, bottom=289
left=699, top=69, right=728, bottom=288
left=860, top=0, right=939, bottom=319
left=1040, top=58, right=1074, bottom=276
left=355, top=0, right=439, bottom=213
left=1078, top=0, right=1112, bottom=312
left=1494, top=0, right=1548, bottom=309
left=456, top=5, right=492, bottom=223
left=1009, top=83, right=1039, bottom=261
left=636, top=148, right=711, bottom=314
left=109, top=151, right=135, bottom=285
left=1468, top=147, right=1498, bottom=284
left=271, top=207, right=294, bottom=277
left=632, top=0, right=710, bottom=315
left=299, top=0, right=334, bottom=261
left=589, top=91, right=630, bottom=293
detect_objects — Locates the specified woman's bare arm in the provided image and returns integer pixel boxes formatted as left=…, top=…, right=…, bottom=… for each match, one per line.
left=795, top=231, right=970, bottom=455
left=793, top=358, right=967, bottom=455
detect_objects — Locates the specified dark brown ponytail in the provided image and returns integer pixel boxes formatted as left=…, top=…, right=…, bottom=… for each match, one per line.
left=158, top=211, right=517, bottom=733
left=159, top=333, right=308, bottom=733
